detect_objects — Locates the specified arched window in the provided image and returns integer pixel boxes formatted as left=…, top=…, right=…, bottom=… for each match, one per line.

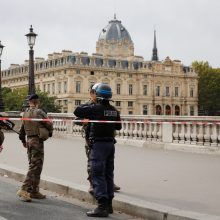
left=175, top=105, right=180, bottom=115
left=156, top=105, right=162, bottom=115
left=165, top=105, right=171, bottom=115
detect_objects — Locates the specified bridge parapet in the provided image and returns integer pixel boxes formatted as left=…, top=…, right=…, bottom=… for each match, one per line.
left=48, top=114, right=220, bottom=148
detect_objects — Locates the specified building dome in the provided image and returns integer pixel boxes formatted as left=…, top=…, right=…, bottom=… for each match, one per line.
left=98, top=17, right=132, bottom=42
left=96, top=15, right=134, bottom=58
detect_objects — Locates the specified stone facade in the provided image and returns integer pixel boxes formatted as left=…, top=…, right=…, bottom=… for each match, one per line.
left=1, top=17, right=198, bottom=115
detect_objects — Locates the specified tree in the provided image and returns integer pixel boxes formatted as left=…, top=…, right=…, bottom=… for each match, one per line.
left=36, top=90, right=61, bottom=113
left=2, top=87, right=61, bottom=113
left=2, top=87, right=27, bottom=111
left=192, top=61, right=220, bottom=115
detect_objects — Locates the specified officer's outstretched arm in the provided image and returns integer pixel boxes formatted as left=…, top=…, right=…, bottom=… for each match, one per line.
left=74, top=104, right=95, bottom=119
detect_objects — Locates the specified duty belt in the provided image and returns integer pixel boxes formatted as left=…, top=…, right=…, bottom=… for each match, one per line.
left=27, top=135, right=39, bottom=138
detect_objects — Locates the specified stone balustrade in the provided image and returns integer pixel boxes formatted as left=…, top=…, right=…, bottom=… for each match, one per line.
left=48, top=113, right=220, bottom=148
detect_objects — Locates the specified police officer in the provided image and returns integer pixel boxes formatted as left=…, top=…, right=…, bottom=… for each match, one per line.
left=17, top=94, right=53, bottom=202
left=81, top=84, right=121, bottom=194
left=74, top=83, right=122, bottom=217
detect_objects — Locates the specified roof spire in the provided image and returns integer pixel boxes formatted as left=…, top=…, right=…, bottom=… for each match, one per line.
left=114, top=13, right=116, bottom=20
left=151, top=29, right=159, bottom=61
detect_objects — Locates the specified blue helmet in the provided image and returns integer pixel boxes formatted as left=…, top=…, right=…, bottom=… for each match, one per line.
left=92, top=83, right=112, bottom=100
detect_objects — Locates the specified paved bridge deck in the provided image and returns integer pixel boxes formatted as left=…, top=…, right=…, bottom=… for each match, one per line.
left=1, top=133, right=220, bottom=217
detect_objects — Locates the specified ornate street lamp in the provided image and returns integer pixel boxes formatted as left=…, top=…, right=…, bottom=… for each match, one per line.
left=22, top=25, right=37, bottom=110
left=26, top=25, right=37, bottom=95
left=0, top=41, right=5, bottom=112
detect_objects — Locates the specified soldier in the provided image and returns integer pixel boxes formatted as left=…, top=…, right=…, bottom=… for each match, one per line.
left=17, top=94, right=53, bottom=202
left=0, top=127, right=4, bottom=153
left=74, top=83, right=122, bottom=217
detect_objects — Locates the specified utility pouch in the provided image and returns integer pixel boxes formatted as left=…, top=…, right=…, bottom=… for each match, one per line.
left=38, top=127, right=49, bottom=141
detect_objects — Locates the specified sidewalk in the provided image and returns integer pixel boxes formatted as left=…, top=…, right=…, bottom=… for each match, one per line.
left=1, top=133, right=220, bottom=219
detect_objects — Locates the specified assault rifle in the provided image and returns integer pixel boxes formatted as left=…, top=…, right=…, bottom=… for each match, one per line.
left=0, top=115, right=19, bottom=134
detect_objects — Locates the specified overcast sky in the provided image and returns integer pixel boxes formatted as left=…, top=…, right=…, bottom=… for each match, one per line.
left=0, top=0, right=220, bottom=69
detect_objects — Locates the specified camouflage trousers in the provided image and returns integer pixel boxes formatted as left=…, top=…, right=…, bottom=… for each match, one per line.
left=21, top=137, right=44, bottom=193
left=85, top=143, right=92, bottom=183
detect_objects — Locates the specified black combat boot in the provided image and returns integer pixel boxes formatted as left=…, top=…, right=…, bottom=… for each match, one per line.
left=108, top=197, right=113, bottom=214
left=86, top=198, right=109, bottom=217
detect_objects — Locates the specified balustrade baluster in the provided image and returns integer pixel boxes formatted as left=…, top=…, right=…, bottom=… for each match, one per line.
left=197, top=124, right=204, bottom=145
left=173, top=123, right=179, bottom=143
left=152, top=123, right=157, bottom=141
left=191, top=123, right=197, bottom=145
left=157, top=123, right=162, bottom=142
left=141, top=123, right=147, bottom=140
left=204, top=124, right=211, bottom=146
left=147, top=123, right=152, bottom=141
left=185, top=123, right=191, bottom=144
left=179, top=123, right=185, bottom=144
left=211, top=124, right=218, bottom=147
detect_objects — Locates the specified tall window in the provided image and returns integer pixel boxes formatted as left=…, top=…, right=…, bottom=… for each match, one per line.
left=129, top=84, right=133, bottom=95
left=165, top=87, right=170, bottom=96
left=116, top=84, right=121, bottom=95
left=43, top=84, right=46, bottom=92
left=190, top=88, right=194, bottom=97
left=75, top=100, right=81, bottom=106
left=64, top=100, right=68, bottom=106
left=156, top=86, right=160, bottom=96
left=115, top=101, right=121, bottom=107
left=76, top=69, right=80, bottom=74
left=143, top=105, right=148, bottom=115
left=76, top=81, right=81, bottom=93
left=64, top=81, right=67, bottom=93
left=143, top=85, right=147, bottom=96
left=47, top=84, right=50, bottom=94
left=175, top=87, right=179, bottom=97
left=58, top=82, right=61, bottom=94
left=52, top=83, right=55, bottom=94
left=90, top=82, right=95, bottom=89
left=128, top=101, right=133, bottom=107
left=190, top=106, right=194, bottom=115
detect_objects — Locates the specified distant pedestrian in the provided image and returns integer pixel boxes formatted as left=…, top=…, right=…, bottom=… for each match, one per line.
left=17, top=94, right=53, bottom=202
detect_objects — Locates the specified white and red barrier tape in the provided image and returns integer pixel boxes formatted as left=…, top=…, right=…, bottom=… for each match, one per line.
left=0, top=117, right=220, bottom=125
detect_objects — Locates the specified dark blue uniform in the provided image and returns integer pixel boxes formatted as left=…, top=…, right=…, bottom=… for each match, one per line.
left=74, top=101, right=121, bottom=214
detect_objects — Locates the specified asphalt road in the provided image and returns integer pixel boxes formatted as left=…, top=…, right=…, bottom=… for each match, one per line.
left=0, top=175, right=139, bottom=220
left=1, top=133, right=220, bottom=216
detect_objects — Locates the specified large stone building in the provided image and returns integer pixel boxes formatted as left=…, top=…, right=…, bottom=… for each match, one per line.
left=1, top=16, right=198, bottom=115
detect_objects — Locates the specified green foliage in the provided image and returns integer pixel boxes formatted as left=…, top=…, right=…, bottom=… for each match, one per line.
left=2, top=87, right=61, bottom=113
left=2, top=87, right=27, bottom=111
left=192, top=61, right=220, bottom=115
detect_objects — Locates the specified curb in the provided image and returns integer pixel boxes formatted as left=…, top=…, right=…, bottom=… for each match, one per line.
left=0, top=164, right=219, bottom=220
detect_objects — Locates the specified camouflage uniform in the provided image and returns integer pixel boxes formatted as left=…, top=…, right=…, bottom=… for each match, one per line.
left=0, top=129, right=4, bottom=146
left=19, top=106, right=53, bottom=194
left=83, top=100, right=95, bottom=185
left=0, top=129, right=4, bottom=152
